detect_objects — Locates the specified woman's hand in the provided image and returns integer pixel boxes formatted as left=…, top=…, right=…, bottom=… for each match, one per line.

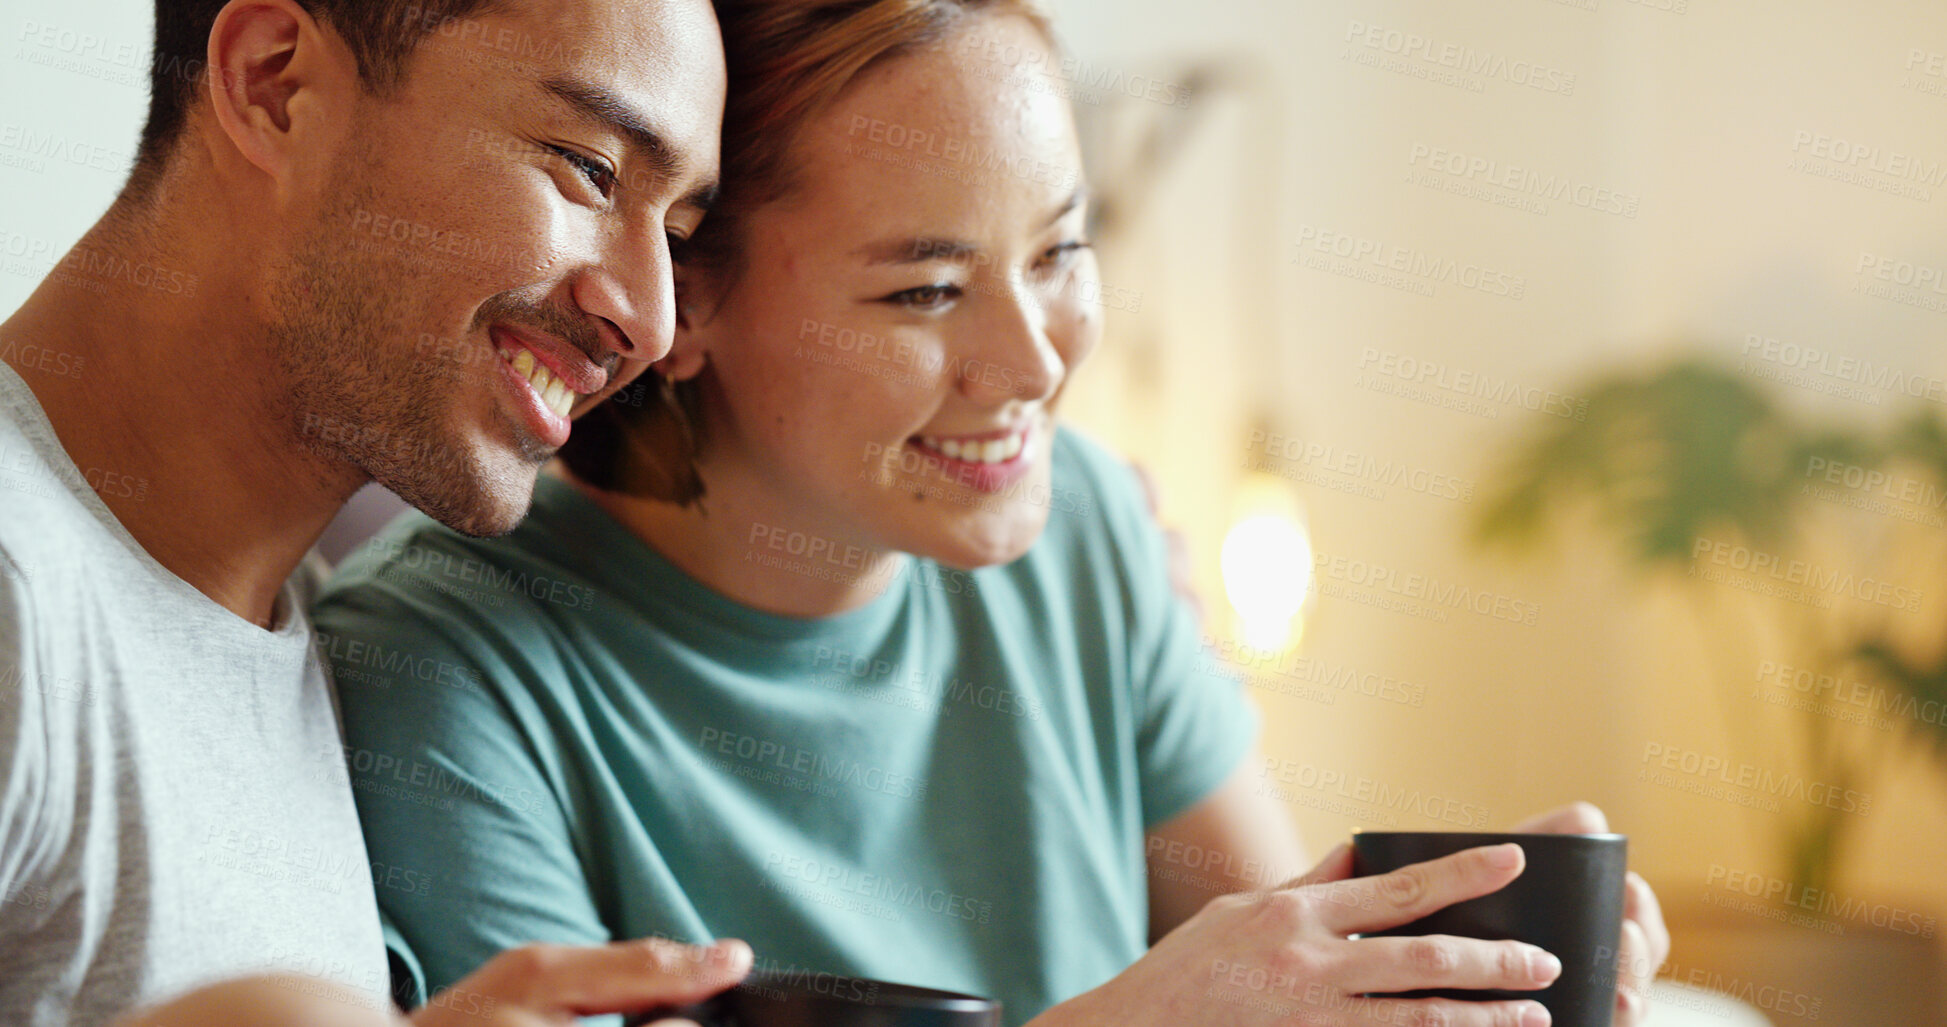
left=1034, top=843, right=1559, bottom=1027
left=1512, top=803, right=1669, bottom=1027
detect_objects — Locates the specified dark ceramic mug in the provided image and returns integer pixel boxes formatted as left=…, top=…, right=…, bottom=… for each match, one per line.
left=625, top=970, right=1002, bottom=1027
left=1351, top=831, right=1628, bottom=1027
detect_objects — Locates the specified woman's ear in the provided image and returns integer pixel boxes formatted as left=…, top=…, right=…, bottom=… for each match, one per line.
left=659, top=268, right=718, bottom=382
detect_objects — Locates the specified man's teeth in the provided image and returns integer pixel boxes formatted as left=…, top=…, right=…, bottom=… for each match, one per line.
left=501, top=346, right=576, bottom=419
left=917, top=430, right=1027, bottom=464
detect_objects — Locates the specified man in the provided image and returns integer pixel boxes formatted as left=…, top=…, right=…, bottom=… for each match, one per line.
left=0, top=0, right=746, bottom=1023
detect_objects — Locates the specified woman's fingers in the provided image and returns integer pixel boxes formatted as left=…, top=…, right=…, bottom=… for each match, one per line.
left=1346, top=996, right=1553, bottom=1027
left=1326, top=844, right=1527, bottom=935
left=1613, top=919, right=1654, bottom=1027
left=1623, top=871, right=1671, bottom=969
left=1341, top=935, right=1561, bottom=995
left=1510, top=801, right=1609, bottom=835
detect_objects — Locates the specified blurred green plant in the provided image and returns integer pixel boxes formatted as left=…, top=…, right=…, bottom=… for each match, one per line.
left=1475, top=358, right=1947, bottom=894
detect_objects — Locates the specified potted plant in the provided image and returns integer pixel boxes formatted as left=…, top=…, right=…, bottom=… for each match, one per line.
left=1472, top=358, right=1946, bottom=1021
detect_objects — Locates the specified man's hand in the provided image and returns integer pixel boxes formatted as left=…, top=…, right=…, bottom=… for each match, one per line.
left=410, top=938, right=752, bottom=1027
left=1513, top=802, right=1669, bottom=1027
left=1034, top=843, right=1559, bottom=1027
left=112, top=938, right=751, bottom=1027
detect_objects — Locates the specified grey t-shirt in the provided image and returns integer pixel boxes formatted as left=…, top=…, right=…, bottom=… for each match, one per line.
left=0, top=362, right=389, bottom=1026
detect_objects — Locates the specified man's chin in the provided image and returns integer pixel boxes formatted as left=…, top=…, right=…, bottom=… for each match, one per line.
left=379, top=458, right=541, bottom=539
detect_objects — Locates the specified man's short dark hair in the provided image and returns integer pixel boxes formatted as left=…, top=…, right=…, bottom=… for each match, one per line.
left=130, top=0, right=502, bottom=194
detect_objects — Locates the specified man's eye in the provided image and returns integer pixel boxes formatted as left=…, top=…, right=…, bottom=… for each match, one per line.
left=883, top=284, right=961, bottom=311
left=548, top=145, right=615, bottom=196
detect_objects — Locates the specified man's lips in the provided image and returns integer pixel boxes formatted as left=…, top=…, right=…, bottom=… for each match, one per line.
left=490, top=325, right=607, bottom=398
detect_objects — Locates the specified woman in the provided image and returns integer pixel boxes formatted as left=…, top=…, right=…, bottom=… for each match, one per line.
left=316, top=2, right=1667, bottom=1024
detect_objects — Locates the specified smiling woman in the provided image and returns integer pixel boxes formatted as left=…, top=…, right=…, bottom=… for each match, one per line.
left=314, top=3, right=1656, bottom=1027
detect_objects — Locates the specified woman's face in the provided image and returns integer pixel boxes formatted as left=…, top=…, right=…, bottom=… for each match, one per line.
left=680, top=13, right=1100, bottom=571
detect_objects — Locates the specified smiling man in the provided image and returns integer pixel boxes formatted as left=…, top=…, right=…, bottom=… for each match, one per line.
left=0, top=1, right=740, bottom=1024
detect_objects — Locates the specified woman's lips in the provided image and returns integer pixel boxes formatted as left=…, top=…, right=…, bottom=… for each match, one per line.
left=906, top=422, right=1037, bottom=493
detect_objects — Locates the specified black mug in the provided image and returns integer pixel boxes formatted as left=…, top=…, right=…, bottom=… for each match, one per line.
left=1350, top=831, right=1628, bottom=1027
left=625, top=970, right=1002, bottom=1027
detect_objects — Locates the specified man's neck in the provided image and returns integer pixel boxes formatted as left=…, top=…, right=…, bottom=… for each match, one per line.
left=0, top=199, right=365, bottom=629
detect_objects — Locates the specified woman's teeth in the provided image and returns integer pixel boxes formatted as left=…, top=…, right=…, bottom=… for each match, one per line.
left=501, top=346, right=576, bottom=419
left=917, top=429, right=1027, bottom=465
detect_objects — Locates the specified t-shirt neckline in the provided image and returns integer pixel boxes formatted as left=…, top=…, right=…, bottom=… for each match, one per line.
left=0, top=360, right=310, bottom=645
left=528, top=472, right=914, bottom=646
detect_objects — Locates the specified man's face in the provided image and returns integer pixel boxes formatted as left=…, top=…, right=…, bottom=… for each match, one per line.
left=269, top=0, right=723, bottom=536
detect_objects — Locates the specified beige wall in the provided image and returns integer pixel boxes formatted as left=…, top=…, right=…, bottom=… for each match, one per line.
left=1045, top=0, right=1947, bottom=949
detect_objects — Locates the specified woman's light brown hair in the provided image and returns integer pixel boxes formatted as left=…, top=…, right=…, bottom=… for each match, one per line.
left=559, top=0, right=1057, bottom=504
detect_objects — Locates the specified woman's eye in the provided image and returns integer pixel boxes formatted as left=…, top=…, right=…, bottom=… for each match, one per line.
left=548, top=145, right=615, bottom=197
left=1034, top=239, right=1092, bottom=274
left=884, top=284, right=961, bottom=311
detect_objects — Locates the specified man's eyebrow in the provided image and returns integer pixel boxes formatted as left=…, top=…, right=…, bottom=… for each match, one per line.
left=854, top=188, right=1089, bottom=266
left=539, top=75, right=717, bottom=208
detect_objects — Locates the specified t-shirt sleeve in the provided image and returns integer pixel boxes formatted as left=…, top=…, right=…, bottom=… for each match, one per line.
left=314, top=577, right=612, bottom=1002
left=1070, top=434, right=1261, bottom=827
left=0, top=567, right=44, bottom=916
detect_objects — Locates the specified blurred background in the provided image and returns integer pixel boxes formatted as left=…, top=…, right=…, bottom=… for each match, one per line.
left=5, top=0, right=1944, bottom=1020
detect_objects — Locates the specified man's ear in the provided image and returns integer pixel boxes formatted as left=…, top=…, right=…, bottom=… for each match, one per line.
left=202, top=0, right=359, bottom=191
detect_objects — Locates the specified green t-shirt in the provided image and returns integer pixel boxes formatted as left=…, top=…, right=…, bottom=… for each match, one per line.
left=314, top=428, right=1257, bottom=1025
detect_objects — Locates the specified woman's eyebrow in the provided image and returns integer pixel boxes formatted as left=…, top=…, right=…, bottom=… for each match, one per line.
left=855, top=237, right=979, bottom=266
left=852, top=187, right=1088, bottom=266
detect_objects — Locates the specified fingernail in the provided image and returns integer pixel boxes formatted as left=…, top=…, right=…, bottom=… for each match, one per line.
left=712, top=938, right=753, bottom=973
left=1530, top=950, right=1562, bottom=982
left=1489, top=843, right=1523, bottom=869
left=1522, top=1001, right=1552, bottom=1027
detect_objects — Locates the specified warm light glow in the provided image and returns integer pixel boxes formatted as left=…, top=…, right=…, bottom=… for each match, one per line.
left=1220, top=474, right=1313, bottom=652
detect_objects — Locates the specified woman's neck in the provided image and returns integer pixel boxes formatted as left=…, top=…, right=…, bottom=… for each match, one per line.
left=559, top=464, right=909, bottom=619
